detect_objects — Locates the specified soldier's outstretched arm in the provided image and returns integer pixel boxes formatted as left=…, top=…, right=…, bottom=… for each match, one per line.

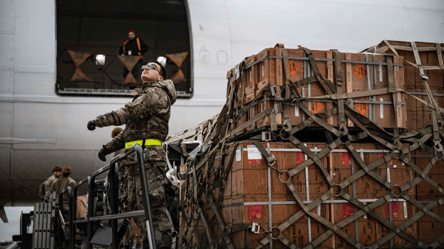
left=98, top=128, right=126, bottom=161
left=87, top=95, right=150, bottom=130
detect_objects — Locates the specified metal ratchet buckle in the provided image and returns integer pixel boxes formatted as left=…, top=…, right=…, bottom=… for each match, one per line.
left=420, top=72, right=429, bottom=80
left=262, top=131, right=272, bottom=142
left=251, top=222, right=260, bottom=234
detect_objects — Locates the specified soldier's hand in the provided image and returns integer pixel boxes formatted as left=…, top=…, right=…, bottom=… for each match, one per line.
left=98, top=145, right=112, bottom=162
left=87, top=120, right=96, bottom=131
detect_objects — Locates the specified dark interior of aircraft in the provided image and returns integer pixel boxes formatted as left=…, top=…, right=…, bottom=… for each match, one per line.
left=56, top=0, right=192, bottom=97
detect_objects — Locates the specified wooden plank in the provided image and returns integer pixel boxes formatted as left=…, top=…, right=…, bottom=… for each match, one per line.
left=327, top=50, right=334, bottom=126
left=275, top=48, right=284, bottom=86
left=345, top=53, right=354, bottom=127
left=394, top=56, right=405, bottom=129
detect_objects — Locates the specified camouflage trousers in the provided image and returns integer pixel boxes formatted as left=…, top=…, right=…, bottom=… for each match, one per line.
left=120, top=146, right=173, bottom=248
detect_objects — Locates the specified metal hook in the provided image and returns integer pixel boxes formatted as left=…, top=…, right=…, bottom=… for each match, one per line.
left=283, top=119, right=292, bottom=132
left=434, top=139, right=443, bottom=152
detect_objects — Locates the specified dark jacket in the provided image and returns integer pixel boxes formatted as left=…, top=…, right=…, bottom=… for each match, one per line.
left=119, top=37, right=149, bottom=56
left=94, top=80, right=177, bottom=152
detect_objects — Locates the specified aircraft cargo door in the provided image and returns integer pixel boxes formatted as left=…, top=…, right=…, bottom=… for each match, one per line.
left=55, top=0, right=193, bottom=98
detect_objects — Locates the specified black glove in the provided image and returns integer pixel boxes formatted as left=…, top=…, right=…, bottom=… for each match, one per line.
left=98, top=145, right=112, bottom=162
left=87, top=120, right=96, bottom=131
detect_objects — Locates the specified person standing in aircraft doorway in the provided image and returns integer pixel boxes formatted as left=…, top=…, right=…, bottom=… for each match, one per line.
left=87, top=61, right=176, bottom=249
left=39, top=166, right=63, bottom=201
left=119, top=29, right=149, bottom=80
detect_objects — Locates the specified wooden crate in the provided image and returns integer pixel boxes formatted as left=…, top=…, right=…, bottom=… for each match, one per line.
left=413, top=88, right=444, bottom=132
left=76, top=196, right=88, bottom=219
left=362, top=40, right=444, bottom=89
left=413, top=150, right=444, bottom=200
left=231, top=47, right=407, bottom=131
left=184, top=142, right=432, bottom=248
left=362, top=40, right=444, bottom=132
left=328, top=144, right=417, bottom=248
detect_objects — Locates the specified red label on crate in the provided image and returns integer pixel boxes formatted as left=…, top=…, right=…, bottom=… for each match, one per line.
left=295, top=204, right=307, bottom=220
left=341, top=152, right=351, bottom=165
left=248, top=159, right=263, bottom=164
left=353, top=64, right=367, bottom=81
left=289, top=60, right=300, bottom=77
left=310, top=102, right=324, bottom=114
left=296, top=152, right=305, bottom=164
left=386, top=202, right=399, bottom=218
left=248, top=205, right=263, bottom=220
left=343, top=203, right=355, bottom=218
left=381, top=153, right=395, bottom=165
left=354, top=98, right=369, bottom=116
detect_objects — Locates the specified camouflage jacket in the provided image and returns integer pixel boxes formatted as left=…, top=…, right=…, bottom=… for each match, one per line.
left=45, top=176, right=77, bottom=206
left=39, top=175, right=57, bottom=200
left=94, top=80, right=177, bottom=153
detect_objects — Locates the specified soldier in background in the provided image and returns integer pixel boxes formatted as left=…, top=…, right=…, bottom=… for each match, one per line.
left=45, top=165, right=77, bottom=219
left=39, top=166, right=62, bottom=201
left=87, top=60, right=176, bottom=248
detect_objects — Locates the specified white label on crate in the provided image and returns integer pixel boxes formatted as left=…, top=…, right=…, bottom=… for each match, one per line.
left=235, top=66, right=240, bottom=80
left=363, top=202, right=367, bottom=218
left=236, top=148, right=242, bottom=161
left=379, top=64, right=383, bottom=82
left=247, top=145, right=262, bottom=160
left=295, top=106, right=300, bottom=117
left=250, top=71, right=252, bottom=82
left=262, top=65, right=265, bottom=77
left=380, top=98, right=384, bottom=118
left=403, top=201, right=408, bottom=218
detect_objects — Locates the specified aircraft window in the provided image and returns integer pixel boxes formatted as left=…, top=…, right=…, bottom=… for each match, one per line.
left=55, top=0, right=193, bottom=98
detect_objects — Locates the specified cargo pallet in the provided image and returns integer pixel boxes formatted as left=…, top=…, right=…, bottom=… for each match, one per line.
left=178, top=42, right=444, bottom=249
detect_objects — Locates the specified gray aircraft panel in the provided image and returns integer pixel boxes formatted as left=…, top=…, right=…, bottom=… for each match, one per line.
left=0, top=70, right=13, bottom=95
left=0, top=103, right=13, bottom=138
left=0, top=34, right=14, bottom=71
left=14, top=72, right=57, bottom=97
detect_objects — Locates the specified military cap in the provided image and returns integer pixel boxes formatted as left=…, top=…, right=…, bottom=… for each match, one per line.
left=53, top=166, right=63, bottom=172
left=112, top=127, right=123, bottom=138
left=62, top=165, right=72, bottom=174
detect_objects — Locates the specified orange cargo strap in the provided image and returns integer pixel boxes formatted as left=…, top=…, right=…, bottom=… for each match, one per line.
left=122, top=38, right=141, bottom=54
left=136, top=38, right=141, bottom=51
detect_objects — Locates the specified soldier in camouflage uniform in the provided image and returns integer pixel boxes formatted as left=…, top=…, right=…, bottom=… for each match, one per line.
left=39, top=166, right=62, bottom=201
left=87, top=61, right=176, bottom=248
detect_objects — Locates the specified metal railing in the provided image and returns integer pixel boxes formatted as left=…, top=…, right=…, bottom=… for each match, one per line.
left=60, top=144, right=157, bottom=249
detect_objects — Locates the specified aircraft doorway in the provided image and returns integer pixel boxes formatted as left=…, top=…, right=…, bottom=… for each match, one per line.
left=55, top=0, right=193, bottom=97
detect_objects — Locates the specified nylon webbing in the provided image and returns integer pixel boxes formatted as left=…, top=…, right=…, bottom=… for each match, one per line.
left=178, top=44, right=444, bottom=249
left=333, top=50, right=346, bottom=130
left=411, top=41, right=443, bottom=152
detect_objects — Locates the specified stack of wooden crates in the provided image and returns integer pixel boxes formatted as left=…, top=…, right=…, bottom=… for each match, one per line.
left=183, top=41, right=444, bottom=248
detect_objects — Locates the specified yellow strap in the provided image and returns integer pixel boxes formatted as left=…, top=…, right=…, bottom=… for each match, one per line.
left=125, top=139, right=162, bottom=149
